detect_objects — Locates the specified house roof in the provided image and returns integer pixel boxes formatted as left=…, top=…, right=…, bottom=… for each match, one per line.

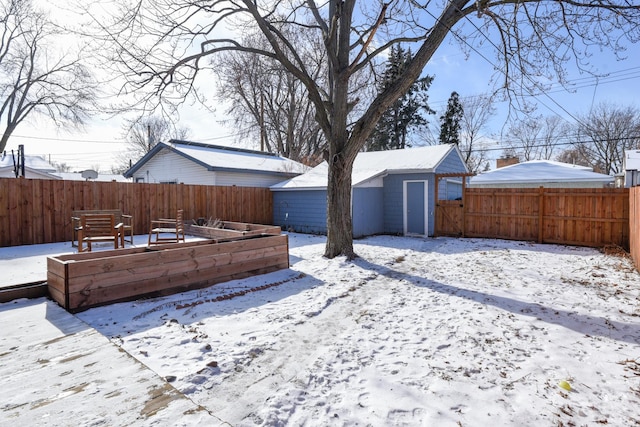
left=271, top=144, right=465, bottom=190
left=470, top=160, right=613, bottom=185
left=0, top=153, right=57, bottom=173
left=124, top=140, right=309, bottom=178
left=0, top=165, right=62, bottom=179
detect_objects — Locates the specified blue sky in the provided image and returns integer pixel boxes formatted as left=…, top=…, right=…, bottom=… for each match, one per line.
left=4, top=2, right=640, bottom=172
left=422, top=29, right=640, bottom=155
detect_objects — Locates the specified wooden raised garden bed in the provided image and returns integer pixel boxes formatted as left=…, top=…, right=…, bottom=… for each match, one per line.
left=47, top=234, right=289, bottom=312
left=185, top=220, right=282, bottom=240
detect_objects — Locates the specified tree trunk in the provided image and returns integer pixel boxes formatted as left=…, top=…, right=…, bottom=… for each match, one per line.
left=324, top=149, right=355, bottom=259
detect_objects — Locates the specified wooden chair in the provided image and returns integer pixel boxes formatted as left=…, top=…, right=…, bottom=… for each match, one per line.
left=78, top=214, right=124, bottom=252
left=71, top=209, right=134, bottom=247
left=148, top=209, right=186, bottom=245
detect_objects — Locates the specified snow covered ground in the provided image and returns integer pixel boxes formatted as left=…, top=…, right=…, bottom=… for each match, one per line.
left=2, top=233, right=640, bottom=426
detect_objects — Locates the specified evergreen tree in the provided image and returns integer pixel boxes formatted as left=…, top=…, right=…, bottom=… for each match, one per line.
left=440, top=91, right=464, bottom=145
left=366, top=45, right=434, bottom=151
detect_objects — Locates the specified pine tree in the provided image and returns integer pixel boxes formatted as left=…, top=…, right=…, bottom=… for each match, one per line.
left=366, top=45, right=434, bottom=151
left=440, top=91, right=464, bottom=145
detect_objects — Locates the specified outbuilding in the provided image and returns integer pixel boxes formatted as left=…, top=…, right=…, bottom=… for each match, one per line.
left=124, top=139, right=308, bottom=187
left=270, top=144, right=469, bottom=237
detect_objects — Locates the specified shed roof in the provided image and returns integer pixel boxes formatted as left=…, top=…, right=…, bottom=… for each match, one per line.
left=124, top=140, right=309, bottom=178
left=470, top=160, right=613, bottom=185
left=271, top=144, right=463, bottom=190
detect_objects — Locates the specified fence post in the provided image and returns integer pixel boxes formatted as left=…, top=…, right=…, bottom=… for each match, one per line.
left=538, top=186, right=544, bottom=244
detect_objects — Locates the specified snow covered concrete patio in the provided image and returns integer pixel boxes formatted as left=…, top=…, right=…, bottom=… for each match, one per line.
left=1, top=233, right=640, bottom=426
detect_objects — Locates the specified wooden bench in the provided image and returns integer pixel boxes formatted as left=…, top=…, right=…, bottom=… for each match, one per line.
left=77, top=214, right=124, bottom=252
left=72, top=209, right=133, bottom=247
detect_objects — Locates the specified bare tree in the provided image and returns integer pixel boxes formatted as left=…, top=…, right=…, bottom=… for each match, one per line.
left=505, top=115, right=571, bottom=161
left=459, top=94, right=495, bottom=173
left=113, top=115, right=190, bottom=173
left=538, top=116, right=571, bottom=161
left=555, top=146, right=592, bottom=169
left=93, top=1, right=640, bottom=258
left=214, top=30, right=326, bottom=164
left=0, top=0, right=96, bottom=152
left=569, top=102, right=640, bottom=175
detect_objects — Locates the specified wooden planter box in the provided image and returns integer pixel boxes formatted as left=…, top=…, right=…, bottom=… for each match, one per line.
left=47, top=234, right=289, bottom=312
left=185, top=221, right=282, bottom=240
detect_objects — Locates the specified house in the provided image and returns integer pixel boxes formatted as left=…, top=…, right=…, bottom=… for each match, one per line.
left=624, top=150, right=640, bottom=187
left=124, top=140, right=308, bottom=187
left=0, top=153, right=61, bottom=179
left=270, top=144, right=469, bottom=237
left=469, top=160, right=614, bottom=188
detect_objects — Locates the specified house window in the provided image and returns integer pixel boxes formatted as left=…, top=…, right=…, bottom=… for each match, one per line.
left=135, top=177, right=145, bottom=183
left=160, top=180, right=178, bottom=184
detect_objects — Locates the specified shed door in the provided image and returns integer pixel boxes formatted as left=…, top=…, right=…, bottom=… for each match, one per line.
left=404, top=180, right=427, bottom=235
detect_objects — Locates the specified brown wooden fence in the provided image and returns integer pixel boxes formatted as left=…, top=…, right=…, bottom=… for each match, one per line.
left=630, top=186, right=640, bottom=269
left=436, top=187, right=630, bottom=249
left=0, top=178, right=273, bottom=247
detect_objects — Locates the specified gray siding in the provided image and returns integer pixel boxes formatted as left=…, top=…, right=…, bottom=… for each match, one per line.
left=435, top=149, right=468, bottom=174
left=352, top=188, right=384, bottom=238
left=273, top=190, right=327, bottom=234
left=383, top=173, right=436, bottom=236
left=441, top=179, right=463, bottom=200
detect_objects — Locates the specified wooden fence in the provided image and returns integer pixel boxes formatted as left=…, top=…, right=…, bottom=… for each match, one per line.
left=630, top=186, right=640, bottom=269
left=436, top=187, right=630, bottom=249
left=0, top=178, right=273, bottom=247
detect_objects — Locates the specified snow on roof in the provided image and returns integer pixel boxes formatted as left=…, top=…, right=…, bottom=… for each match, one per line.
left=169, top=140, right=308, bottom=174
left=272, top=144, right=457, bottom=190
left=0, top=154, right=56, bottom=173
left=0, top=165, right=62, bottom=179
left=470, top=160, right=613, bottom=185
left=125, top=140, right=309, bottom=178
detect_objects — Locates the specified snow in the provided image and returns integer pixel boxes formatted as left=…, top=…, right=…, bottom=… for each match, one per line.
left=470, top=160, right=614, bottom=186
left=167, top=141, right=309, bottom=174
left=271, top=144, right=458, bottom=190
left=2, top=233, right=640, bottom=426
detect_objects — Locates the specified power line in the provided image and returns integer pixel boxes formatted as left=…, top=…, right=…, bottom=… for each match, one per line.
left=471, top=134, right=640, bottom=153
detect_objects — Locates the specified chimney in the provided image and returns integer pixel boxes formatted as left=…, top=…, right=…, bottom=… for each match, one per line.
left=496, top=156, right=519, bottom=169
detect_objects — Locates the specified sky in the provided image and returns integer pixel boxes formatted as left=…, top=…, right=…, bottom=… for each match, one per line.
left=2, top=232, right=639, bottom=425
left=4, top=2, right=640, bottom=173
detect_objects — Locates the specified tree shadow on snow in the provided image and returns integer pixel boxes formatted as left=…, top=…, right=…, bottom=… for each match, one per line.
left=354, top=257, right=640, bottom=345
left=354, top=235, right=604, bottom=258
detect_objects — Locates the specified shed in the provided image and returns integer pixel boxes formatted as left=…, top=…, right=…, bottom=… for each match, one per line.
left=624, top=150, right=640, bottom=187
left=469, top=160, right=614, bottom=188
left=270, top=144, right=469, bottom=237
left=124, top=139, right=308, bottom=187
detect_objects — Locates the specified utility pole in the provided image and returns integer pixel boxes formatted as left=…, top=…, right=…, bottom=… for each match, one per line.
left=20, top=145, right=24, bottom=177
left=260, top=93, right=265, bottom=152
